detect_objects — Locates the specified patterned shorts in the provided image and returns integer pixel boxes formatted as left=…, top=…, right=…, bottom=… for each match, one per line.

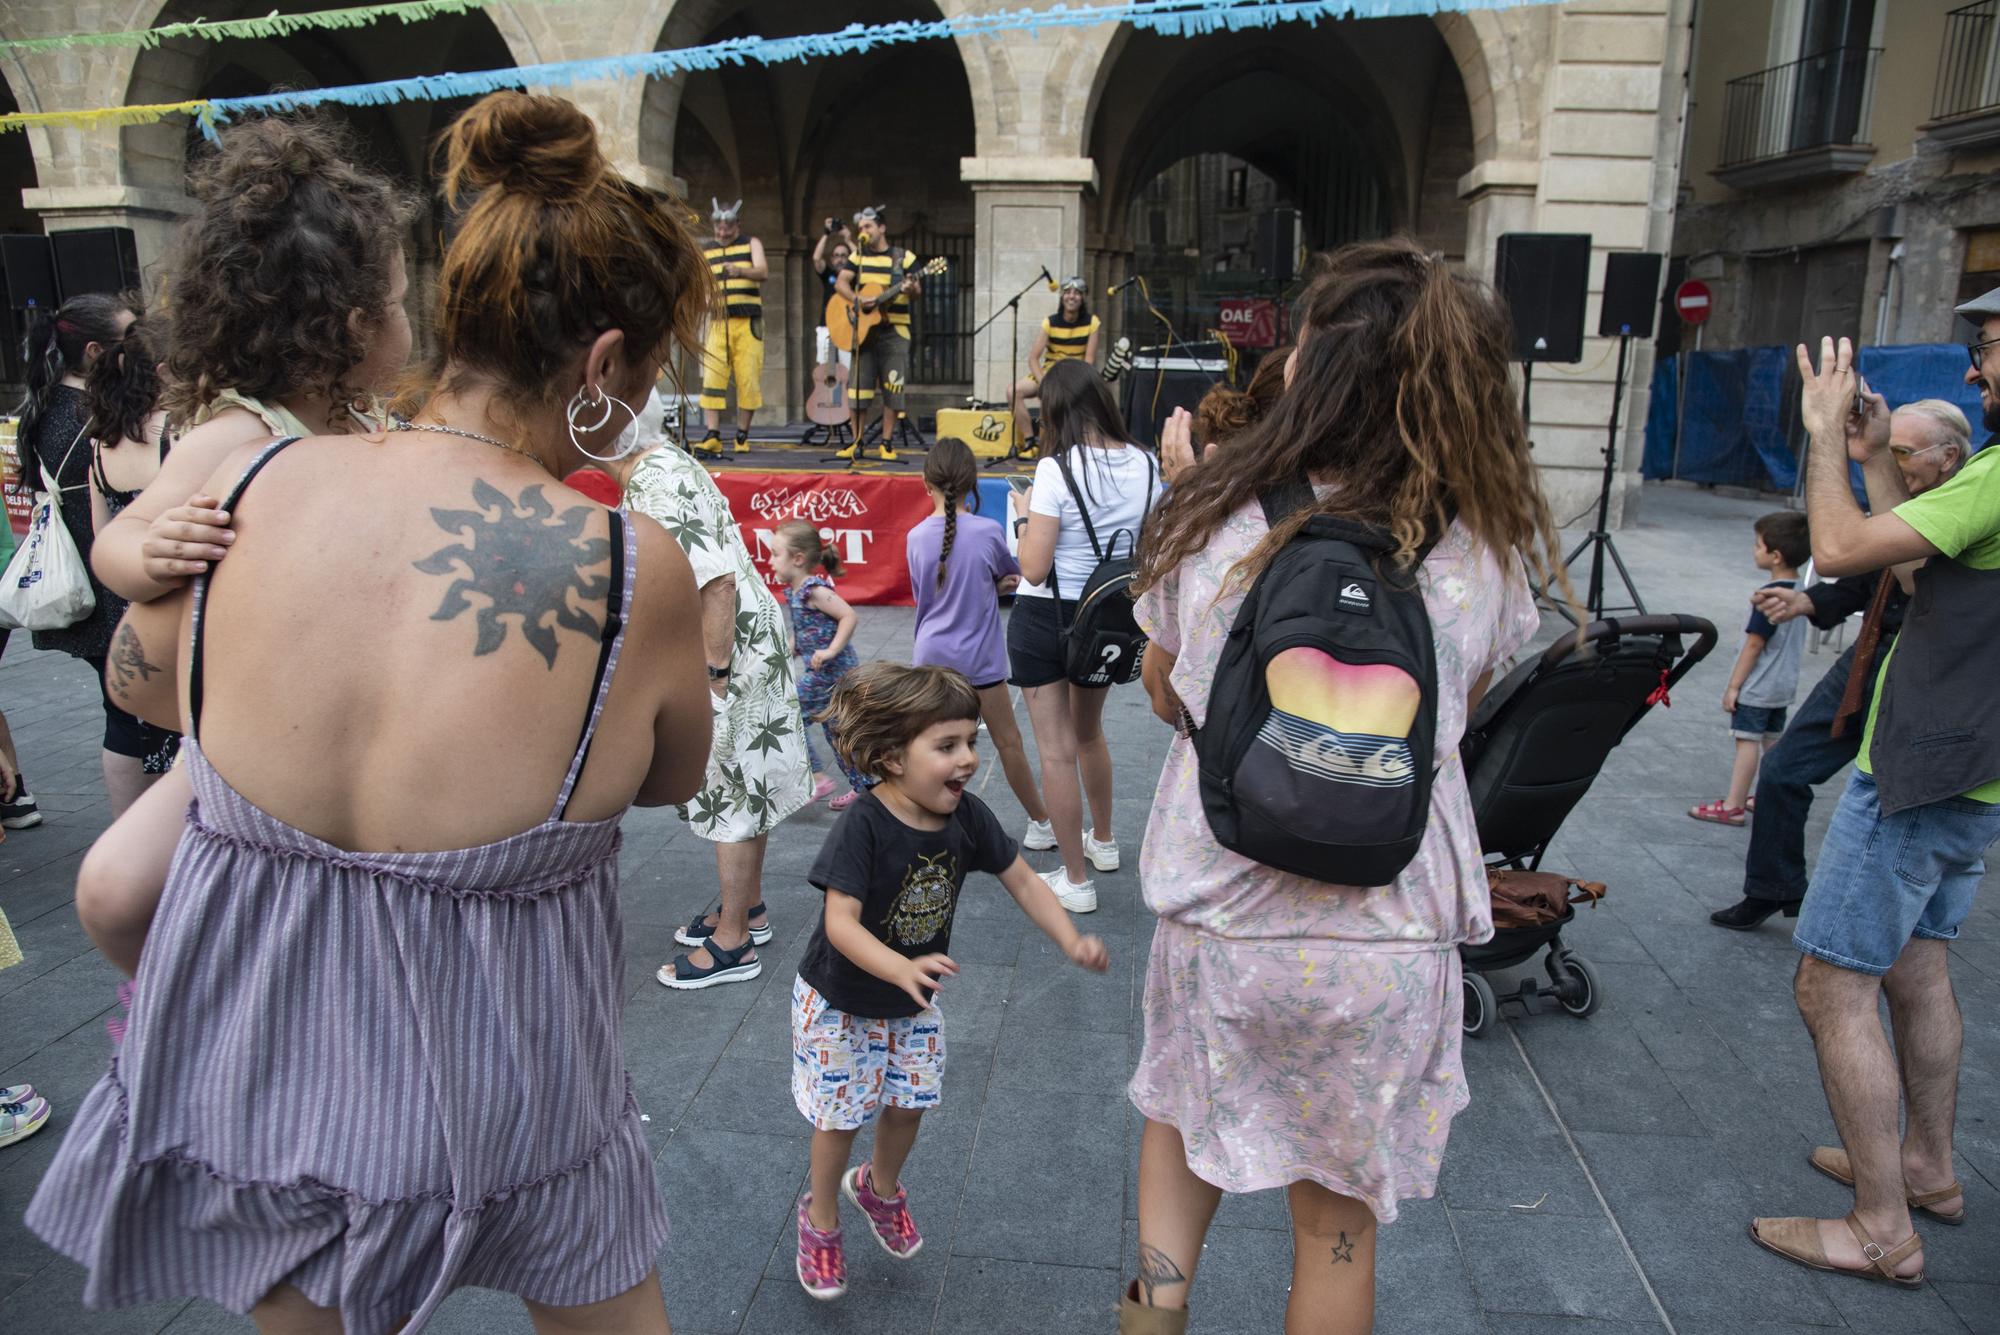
left=791, top=976, right=945, bottom=1131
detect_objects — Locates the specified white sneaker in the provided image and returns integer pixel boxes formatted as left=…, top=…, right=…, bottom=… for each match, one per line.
left=1039, top=866, right=1097, bottom=914
left=1085, top=833, right=1120, bottom=873
left=1023, top=819, right=1057, bottom=852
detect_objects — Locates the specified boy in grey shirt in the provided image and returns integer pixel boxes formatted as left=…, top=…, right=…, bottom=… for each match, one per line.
left=1691, top=510, right=1812, bottom=826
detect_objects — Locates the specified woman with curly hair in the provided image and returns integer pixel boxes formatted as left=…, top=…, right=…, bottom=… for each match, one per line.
left=90, top=113, right=414, bottom=605
left=32, top=91, right=715, bottom=1333
left=1119, top=240, right=1561, bottom=1335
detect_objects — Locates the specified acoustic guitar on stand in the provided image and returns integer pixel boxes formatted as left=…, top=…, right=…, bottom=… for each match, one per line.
left=806, top=360, right=850, bottom=427
left=825, top=256, right=949, bottom=350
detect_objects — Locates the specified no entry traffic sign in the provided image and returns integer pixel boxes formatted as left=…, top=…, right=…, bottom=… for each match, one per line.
left=1674, top=279, right=1713, bottom=326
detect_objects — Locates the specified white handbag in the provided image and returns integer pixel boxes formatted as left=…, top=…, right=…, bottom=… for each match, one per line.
left=0, top=427, right=97, bottom=632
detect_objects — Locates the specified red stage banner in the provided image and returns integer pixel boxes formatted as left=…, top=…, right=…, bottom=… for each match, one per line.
left=1217, top=297, right=1279, bottom=349
left=713, top=471, right=931, bottom=606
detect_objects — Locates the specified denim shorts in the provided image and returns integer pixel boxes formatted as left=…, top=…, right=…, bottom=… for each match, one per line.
left=1730, top=703, right=1788, bottom=741
left=1794, top=770, right=2000, bottom=975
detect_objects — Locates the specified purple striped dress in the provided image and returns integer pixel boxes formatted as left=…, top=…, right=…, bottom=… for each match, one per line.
left=27, top=453, right=665, bottom=1332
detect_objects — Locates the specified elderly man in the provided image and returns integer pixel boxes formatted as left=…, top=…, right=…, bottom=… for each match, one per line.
left=1749, top=296, right=2000, bottom=1286
left=1710, top=400, right=1971, bottom=929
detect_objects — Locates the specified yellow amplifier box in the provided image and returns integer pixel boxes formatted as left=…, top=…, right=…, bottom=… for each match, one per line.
left=935, top=407, right=1016, bottom=459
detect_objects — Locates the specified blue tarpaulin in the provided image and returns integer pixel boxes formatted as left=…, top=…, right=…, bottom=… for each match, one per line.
left=1642, top=343, right=1986, bottom=493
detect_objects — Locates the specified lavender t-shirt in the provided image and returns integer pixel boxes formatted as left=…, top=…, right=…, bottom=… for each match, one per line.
left=908, top=510, right=1019, bottom=686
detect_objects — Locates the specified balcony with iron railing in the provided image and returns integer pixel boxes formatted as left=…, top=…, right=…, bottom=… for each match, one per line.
left=1714, top=45, right=1880, bottom=190
left=1925, top=1, right=2000, bottom=148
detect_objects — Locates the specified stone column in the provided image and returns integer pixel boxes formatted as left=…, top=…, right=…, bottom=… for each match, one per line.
left=961, top=156, right=1095, bottom=406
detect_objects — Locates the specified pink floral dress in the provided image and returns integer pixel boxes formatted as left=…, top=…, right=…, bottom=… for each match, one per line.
left=1129, top=502, right=1539, bottom=1221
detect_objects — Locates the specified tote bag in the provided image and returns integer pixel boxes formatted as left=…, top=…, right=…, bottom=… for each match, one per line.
left=0, top=427, right=96, bottom=631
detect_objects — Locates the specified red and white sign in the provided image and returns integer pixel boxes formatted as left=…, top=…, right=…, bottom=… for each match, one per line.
left=712, top=470, right=933, bottom=606
left=3, top=422, right=30, bottom=540
left=1674, top=279, right=1713, bottom=326
left=1217, top=297, right=1280, bottom=349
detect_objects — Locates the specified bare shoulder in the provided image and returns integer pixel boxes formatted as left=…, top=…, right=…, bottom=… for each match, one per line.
left=171, top=407, right=275, bottom=471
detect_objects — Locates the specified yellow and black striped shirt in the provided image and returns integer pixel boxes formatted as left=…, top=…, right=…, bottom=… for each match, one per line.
left=1041, top=313, right=1100, bottom=366
left=704, top=239, right=762, bottom=317
left=842, top=247, right=918, bottom=339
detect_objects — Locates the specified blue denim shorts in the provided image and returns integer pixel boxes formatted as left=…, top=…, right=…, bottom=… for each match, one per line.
left=1730, top=703, right=1788, bottom=741
left=1794, top=770, right=2000, bottom=975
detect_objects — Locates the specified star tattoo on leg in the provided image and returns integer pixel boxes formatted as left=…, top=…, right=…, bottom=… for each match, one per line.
left=1330, top=1232, right=1355, bottom=1264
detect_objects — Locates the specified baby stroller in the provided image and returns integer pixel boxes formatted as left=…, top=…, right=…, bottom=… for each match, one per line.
left=1454, top=614, right=1717, bottom=1037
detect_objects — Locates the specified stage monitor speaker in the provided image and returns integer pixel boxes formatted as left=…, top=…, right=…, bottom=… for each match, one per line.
left=1496, top=232, right=1589, bottom=363
left=1598, top=251, right=1664, bottom=339
left=52, top=227, right=139, bottom=299
left=1122, top=356, right=1227, bottom=449
left=1254, top=208, right=1298, bottom=285
left=1, top=234, right=58, bottom=311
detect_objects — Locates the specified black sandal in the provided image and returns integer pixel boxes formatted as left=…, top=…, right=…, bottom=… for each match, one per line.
left=674, top=902, right=772, bottom=948
left=657, top=935, right=762, bottom=991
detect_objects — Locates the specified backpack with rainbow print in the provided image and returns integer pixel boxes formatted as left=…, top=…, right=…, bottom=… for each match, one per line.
left=1191, top=482, right=1442, bottom=886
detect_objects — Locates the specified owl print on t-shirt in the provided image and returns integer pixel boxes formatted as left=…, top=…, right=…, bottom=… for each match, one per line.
left=887, top=852, right=957, bottom=947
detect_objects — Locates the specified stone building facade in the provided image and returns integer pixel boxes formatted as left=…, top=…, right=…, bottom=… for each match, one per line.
left=2, top=0, right=1695, bottom=519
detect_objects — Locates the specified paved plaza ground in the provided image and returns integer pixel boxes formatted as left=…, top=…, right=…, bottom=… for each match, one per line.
left=1, top=482, right=1996, bottom=1334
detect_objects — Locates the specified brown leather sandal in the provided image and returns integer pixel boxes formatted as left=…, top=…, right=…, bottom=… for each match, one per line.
left=1119, top=1282, right=1189, bottom=1335
left=1808, top=1147, right=1966, bottom=1225
left=1749, top=1213, right=1924, bottom=1287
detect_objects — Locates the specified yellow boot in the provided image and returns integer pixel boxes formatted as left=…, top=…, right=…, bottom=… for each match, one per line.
left=733, top=431, right=751, bottom=454
left=1119, top=1283, right=1188, bottom=1335
left=834, top=438, right=860, bottom=461
left=692, top=430, right=722, bottom=457
left=876, top=441, right=898, bottom=463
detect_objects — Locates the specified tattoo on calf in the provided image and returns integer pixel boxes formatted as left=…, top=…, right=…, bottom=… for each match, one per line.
left=109, top=624, right=163, bottom=694
left=413, top=480, right=611, bottom=668
left=1136, top=1244, right=1188, bottom=1305
left=1330, top=1232, right=1356, bottom=1264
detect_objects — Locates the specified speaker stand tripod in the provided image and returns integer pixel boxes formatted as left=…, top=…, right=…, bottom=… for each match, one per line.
left=1557, top=331, right=1645, bottom=624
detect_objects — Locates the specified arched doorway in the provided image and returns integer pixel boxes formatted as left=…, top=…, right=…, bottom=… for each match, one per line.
left=642, top=0, right=976, bottom=416
left=1087, top=17, right=1473, bottom=360
left=122, top=0, right=517, bottom=357
left=0, top=72, right=41, bottom=391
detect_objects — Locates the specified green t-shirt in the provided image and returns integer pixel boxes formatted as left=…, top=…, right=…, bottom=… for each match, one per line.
left=1858, top=445, right=2000, bottom=800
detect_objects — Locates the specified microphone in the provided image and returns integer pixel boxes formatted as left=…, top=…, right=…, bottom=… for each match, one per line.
left=1107, top=275, right=1141, bottom=296
left=1039, top=266, right=1057, bottom=292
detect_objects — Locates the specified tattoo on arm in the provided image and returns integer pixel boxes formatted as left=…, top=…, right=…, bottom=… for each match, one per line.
left=1330, top=1232, right=1356, bottom=1264
left=109, top=624, right=163, bottom=694
left=1135, top=1244, right=1188, bottom=1305
left=412, top=481, right=612, bottom=668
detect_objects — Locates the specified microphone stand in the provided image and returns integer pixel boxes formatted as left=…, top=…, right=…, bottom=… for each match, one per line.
left=974, top=268, right=1052, bottom=464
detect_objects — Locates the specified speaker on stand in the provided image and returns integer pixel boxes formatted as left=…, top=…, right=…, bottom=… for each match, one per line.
left=1494, top=232, right=1590, bottom=430
left=1, top=234, right=60, bottom=389
left=52, top=227, right=139, bottom=299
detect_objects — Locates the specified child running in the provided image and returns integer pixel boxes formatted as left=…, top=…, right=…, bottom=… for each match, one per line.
left=791, top=662, right=1108, bottom=1300
left=773, top=518, right=870, bottom=808
left=906, top=438, right=1053, bottom=847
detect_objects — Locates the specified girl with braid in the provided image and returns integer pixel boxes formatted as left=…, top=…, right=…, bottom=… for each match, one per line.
left=907, top=439, right=1052, bottom=847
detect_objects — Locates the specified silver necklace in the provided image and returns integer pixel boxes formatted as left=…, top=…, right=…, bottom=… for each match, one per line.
left=394, top=418, right=547, bottom=468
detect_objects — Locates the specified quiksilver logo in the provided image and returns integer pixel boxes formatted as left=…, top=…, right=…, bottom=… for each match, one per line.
left=1338, top=581, right=1371, bottom=611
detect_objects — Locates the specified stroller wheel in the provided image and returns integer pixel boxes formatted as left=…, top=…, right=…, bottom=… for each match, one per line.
left=1462, top=972, right=1498, bottom=1039
left=1549, top=951, right=1601, bottom=1018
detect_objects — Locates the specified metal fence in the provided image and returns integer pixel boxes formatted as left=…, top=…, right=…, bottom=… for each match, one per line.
left=904, top=220, right=973, bottom=385
left=1935, top=1, right=2000, bottom=121
left=1720, top=45, right=1880, bottom=167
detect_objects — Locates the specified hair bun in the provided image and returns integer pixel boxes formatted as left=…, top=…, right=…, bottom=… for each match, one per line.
left=441, top=91, right=605, bottom=206
left=194, top=116, right=346, bottom=218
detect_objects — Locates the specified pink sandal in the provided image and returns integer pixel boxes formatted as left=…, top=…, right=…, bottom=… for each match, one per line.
left=1689, top=800, right=1747, bottom=826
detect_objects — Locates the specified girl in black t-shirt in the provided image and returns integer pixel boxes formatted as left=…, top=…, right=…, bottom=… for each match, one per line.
left=790, top=662, right=1108, bottom=1301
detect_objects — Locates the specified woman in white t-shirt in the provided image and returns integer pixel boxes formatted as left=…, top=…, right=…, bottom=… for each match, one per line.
left=1007, top=359, right=1161, bottom=912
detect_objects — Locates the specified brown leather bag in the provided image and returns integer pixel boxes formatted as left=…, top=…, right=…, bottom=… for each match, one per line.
left=1487, top=869, right=1607, bottom=932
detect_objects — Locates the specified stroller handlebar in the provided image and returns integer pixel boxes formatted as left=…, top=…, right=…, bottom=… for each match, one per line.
left=1537, top=614, right=1720, bottom=683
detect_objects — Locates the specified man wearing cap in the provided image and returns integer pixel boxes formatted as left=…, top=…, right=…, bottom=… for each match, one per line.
left=1749, top=294, right=2000, bottom=1287
left=834, top=206, right=922, bottom=462
left=1009, top=276, right=1101, bottom=456
left=697, top=198, right=768, bottom=455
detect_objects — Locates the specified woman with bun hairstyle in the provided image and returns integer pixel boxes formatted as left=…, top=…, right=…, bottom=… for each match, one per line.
left=1117, top=241, right=1556, bottom=1334
left=30, top=92, right=714, bottom=1335
left=91, top=113, right=414, bottom=605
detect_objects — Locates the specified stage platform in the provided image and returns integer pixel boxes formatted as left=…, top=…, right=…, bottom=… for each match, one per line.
left=676, top=421, right=1041, bottom=479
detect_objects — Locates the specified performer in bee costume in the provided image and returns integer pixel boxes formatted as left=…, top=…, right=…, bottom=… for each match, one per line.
left=698, top=198, right=768, bottom=455
left=1009, top=276, right=1100, bottom=456
left=835, top=206, right=924, bottom=463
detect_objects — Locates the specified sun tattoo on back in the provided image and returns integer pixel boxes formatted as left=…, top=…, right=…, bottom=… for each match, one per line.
left=413, top=480, right=611, bottom=668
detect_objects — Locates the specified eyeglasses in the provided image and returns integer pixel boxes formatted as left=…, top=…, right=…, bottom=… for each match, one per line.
left=1889, top=443, right=1945, bottom=462
left=1967, top=335, right=2000, bottom=369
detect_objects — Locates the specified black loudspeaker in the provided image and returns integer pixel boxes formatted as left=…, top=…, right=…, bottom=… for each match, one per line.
left=1254, top=208, right=1298, bottom=284
left=1598, top=251, right=1664, bottom=338
left=1495, top=232, right=1590, bottom=363
left=0, top=234, right=58, bottom=310
left=52, top=227, right=139, bottom=298
left=1122, top=356, right=1226, bottom=448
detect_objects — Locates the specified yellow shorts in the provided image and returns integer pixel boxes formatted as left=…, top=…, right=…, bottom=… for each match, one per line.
left=700, top=316, right=764, bottom=412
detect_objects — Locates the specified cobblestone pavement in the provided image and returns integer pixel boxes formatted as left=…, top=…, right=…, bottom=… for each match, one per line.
left=1, top=483, right=1996, bottom=1333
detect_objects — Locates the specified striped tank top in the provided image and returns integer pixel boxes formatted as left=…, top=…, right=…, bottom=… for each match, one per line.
left=703, top=239, right=762, bottom=317
left=846, top=246, right=917, bottom=338
left=1042, top=313, right=1099, bottom=366
left=27, top=437, right=666, bottom=1332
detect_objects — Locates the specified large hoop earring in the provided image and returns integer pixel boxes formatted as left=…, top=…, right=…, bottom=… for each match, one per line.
left=567, top=384, right=614, bottom=436
left=568, top=386, right=637, bottom=463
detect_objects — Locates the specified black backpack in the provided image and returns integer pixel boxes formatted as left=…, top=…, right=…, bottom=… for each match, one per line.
left=1191, top=482, right=1443, bottom=885
left=1048, top=449, right=1156, bottom=689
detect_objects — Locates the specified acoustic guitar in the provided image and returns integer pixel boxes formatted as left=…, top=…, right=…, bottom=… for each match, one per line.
left=825, top=256, right=948, bottom=351
left=806, top=360, right=850, bottom=427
